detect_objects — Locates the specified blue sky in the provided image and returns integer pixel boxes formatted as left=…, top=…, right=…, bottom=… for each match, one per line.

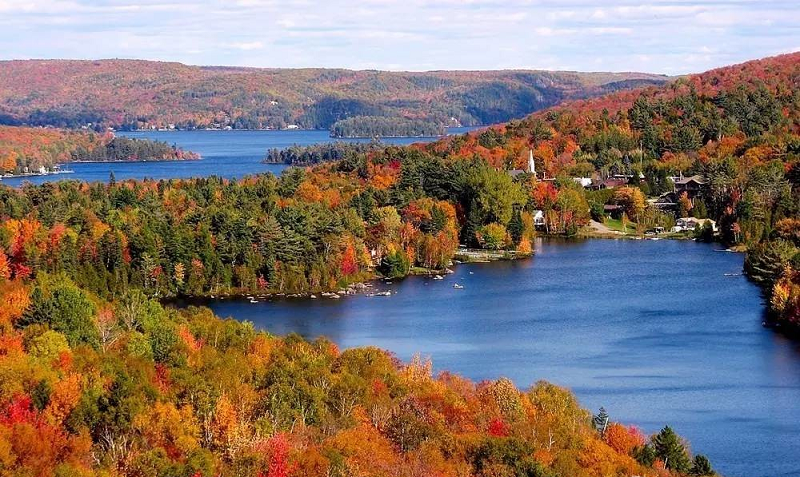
left=0, top=0, right=797, bottom=74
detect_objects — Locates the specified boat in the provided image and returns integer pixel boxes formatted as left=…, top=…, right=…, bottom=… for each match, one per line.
left=453, top=283, right=464, bottom=289
left=249, top=298, right=259, bottom=303
left=433, top=275, right=444, bottom=280
left=367, top=290, right=392, bottom=297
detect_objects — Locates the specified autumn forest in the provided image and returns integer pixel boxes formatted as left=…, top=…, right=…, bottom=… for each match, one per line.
left=0, top=48, right=798, bottom=477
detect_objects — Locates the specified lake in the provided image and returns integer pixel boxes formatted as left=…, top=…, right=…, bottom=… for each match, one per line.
left=205, top=239, right=800, bottom=477
left=0, top=128, right=477, bottom=187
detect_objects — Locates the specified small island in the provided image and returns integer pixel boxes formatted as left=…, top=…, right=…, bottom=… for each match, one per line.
left=264, top=141, right=386, bottom=165
left=329, top=115, right=446, bottom=138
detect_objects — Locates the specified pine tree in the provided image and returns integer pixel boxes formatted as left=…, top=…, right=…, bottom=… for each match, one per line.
left=508, top=208, right=524, bottom=246
left=633, top=443, right=656, bottom=466
left=593, top=407, right=609, bottom=435
left=691, top=454, right=714, bottom=476
left=652, top=426, right=691, bottom=473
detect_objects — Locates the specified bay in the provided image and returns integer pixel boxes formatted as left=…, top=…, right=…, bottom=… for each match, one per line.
left=205, top=239, right=800, bottom=477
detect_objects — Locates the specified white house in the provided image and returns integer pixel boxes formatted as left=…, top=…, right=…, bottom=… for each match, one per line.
left=532, top=210, right=545, bottom=228
left=671, top=217, right=717, bottom=233
left=573, top=177, right=593, bottom=188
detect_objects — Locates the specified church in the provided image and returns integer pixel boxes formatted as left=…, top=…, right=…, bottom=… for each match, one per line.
left=509, top=150, right=537, bottom=178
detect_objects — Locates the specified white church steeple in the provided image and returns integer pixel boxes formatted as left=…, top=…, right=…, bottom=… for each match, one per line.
left=528, top=149, right=536, bottom=176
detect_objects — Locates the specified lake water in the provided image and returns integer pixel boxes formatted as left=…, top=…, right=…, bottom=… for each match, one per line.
left=206, top=239, right=800, bottom=477
left=0, top=128, right=477, bottom=187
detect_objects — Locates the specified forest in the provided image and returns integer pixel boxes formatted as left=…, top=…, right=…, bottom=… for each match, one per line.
left=72, top=137, right=200, bottom=163
left=0, top=127, right=198, bottom=176
left=0, top=59, right=667, bottom=131
left=264, top=142, right=386, bottom=166
left=329, top=116, right=446, bottom=138
left=0, top=52, right=798, bottom=476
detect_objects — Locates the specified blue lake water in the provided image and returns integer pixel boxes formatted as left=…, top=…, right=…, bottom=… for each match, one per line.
left=206, top=239, right=800, bottom=477
left=0, top=128, right=477, bottom=186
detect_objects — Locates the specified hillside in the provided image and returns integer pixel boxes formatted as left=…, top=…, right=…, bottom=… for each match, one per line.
left=418, top=52, right=800, bottom=324
left=0, top=59, right=667, bottom=131
left=0, top=126, right=198, bottom=176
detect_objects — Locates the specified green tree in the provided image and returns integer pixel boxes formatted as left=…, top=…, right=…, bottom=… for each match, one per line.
left=691, top=454, right=714, bottom=476
left=652, top=426, right=691, bottom=473
left=378, top=249, right=410, bottom=278
left=477, top=223, right=508, bottom=250
left=467, top=165, right=526, bottom=225
left=21, top=279, right=100, bottom=348
left=507, top=208, right=524, bottom=246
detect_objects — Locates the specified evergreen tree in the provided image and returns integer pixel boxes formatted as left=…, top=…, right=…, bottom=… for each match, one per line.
left=633, top=443, right=656, bottom=466
left=508, top=208, right=524, bottom=246
left=593, top=407, right=609, bottom=435
left=463, top=199, right=486, bottom=247
left=691, top=454, right=714, bottom=476
left=652, top=426, right=692, bottom=473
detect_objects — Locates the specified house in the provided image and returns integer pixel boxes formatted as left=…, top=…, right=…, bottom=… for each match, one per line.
left=603, top=204, right=625, bottom=219
left=671, top=217, right=717, bottom=233
left=573, top=177, right=593, bottom=188
left=651, top=191, right=678, bottom=211
left=592, top=177, right=628, bottom=190
left=532, top=210, right=545, bottom=228
left=674, top=175, right=707, bottom=200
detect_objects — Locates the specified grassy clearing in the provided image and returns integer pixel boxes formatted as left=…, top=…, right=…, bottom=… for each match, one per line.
left=604, top=218, right=638, bottom=234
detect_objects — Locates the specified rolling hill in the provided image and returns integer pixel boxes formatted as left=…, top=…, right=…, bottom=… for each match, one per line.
left=0, top=59, right=668, bottom=131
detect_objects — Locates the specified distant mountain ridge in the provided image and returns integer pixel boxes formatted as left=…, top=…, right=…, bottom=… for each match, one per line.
left=0, top=59, right=668, bottom=131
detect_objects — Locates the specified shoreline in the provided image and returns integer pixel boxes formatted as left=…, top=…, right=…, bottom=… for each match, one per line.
left=69, top=157, right=201, bottom=164
left=0, top=169, right=74, bottom=180
left=168, top=248, right=533, bottom=306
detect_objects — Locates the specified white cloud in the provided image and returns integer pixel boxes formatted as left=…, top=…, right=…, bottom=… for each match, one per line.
left=230, top=41, right=264, bottom=51
left=0, top=0, right=796, bottom=74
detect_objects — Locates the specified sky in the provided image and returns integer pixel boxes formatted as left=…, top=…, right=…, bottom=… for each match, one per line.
left=0, top=0, right=798, bottom=75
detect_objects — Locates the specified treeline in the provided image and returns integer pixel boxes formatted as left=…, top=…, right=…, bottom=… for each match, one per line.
left=0, top=142, right=561, bottom=298
left=0, top=126, right=198, bottom=176
left=0, top=273, right=713, bottom=477
left=330, top=116, right=446, bottom=138
left=264, top=142, right=386, bottom=165
left=72, top=136, right=200, bottom=162
left=0, top=59, right=668, bottom=131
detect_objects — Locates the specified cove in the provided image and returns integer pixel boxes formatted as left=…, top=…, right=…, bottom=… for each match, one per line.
left=204, top=239, right=800, bottom=477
